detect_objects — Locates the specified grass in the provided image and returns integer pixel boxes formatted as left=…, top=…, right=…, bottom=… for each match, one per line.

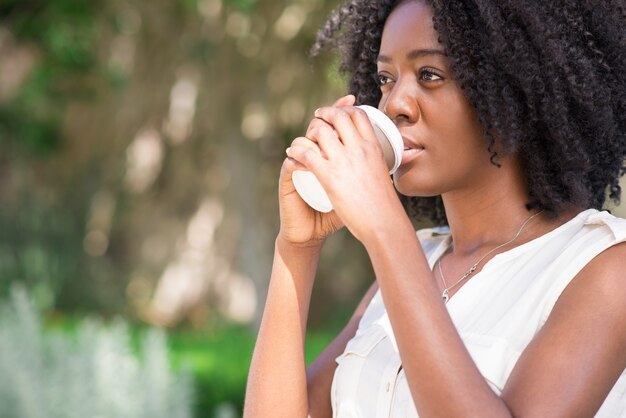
left=168, top=324, right=341, bottom=418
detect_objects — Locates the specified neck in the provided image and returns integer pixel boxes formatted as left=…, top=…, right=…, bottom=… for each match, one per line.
left=441, top=155, right=538, bottom=255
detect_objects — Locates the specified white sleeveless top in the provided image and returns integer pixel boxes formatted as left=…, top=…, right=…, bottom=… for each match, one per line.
left=331, top=209, right=626, bottom=417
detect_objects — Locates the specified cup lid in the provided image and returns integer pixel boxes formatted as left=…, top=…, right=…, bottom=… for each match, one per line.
left=357, top=105, right=403, bottom=173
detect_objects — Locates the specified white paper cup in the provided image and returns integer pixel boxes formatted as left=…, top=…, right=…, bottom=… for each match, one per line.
left=292, top=105, right=403, bottom=213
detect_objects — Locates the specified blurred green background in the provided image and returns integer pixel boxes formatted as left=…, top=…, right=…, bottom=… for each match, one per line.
left=0, top=0, right=380, bottom=416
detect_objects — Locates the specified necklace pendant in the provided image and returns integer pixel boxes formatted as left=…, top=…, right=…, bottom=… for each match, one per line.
left=442, top=289, right=449, bottom=303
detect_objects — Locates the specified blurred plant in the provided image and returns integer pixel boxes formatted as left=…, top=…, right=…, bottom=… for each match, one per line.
left=0, top=0, right=100, bottom=155
left=0, top=286, right=194, bottom=418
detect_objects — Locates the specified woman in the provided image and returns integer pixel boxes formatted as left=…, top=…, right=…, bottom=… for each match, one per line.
left=245, top=0, right=626, bottom=416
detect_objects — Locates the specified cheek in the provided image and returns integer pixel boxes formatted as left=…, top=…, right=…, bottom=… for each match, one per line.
left=436, top=92, right=483, bottom=136
left=435, top=102, right=487, bottom=159
left=455, top=94, right=485, bottom=136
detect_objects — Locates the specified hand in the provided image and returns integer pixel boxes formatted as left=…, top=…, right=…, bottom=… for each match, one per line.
left=286, top=102, right=405, bottom=243
left=277, top=95, right=356, bottom=247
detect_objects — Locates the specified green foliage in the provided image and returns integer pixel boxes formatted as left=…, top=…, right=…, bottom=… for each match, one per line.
left=224, top=0, right=257, bottom=13
left=0, top=0, right=100, bottom=155
left=227, top=0, right=257, bottom=13
left=0, top=68, right=63, bottom=154
left=167, top=323, right=340, bottom=417
left=170, top=326, right=254, bottom=417
left=181, top=0, right=257, bottom=14
left=0, top=287, right=194, bottom=418
left=1, top=0, right=97, bottom=69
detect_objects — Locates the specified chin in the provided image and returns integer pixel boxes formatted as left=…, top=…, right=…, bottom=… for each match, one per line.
left=392, top=173, right=440, bottom=197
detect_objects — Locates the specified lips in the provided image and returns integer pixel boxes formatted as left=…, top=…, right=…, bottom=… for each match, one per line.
left=401, top=136, right=425, bottom=164
left=402, top=136, right=424, bottom=151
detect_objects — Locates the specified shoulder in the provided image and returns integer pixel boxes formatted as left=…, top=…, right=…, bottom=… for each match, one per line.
left=566, top=240, right=626, bottom=306
left=581, top=209, right=626, bottom=241
left=549, top=210, right=626, bottom=316
left=547, top=233, right=626, bottom=352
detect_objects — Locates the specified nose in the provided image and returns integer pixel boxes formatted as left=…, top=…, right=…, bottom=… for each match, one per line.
left=380, top=77, right=420, bottom=126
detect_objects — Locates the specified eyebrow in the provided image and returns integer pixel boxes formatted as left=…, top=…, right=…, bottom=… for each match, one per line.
left=377, top=48, right=447, bottom=63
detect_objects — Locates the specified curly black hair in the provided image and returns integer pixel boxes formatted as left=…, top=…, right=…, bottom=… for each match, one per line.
left=312, top=0, right=626, bottom=225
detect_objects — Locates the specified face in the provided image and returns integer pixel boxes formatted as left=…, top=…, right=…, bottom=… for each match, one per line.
left=378, top=0, right=494, bottom=197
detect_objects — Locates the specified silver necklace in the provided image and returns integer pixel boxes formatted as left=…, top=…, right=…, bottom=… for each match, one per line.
left=437, top=210, right=543, bottom=303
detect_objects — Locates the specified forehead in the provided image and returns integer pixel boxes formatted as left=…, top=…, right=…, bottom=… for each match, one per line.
left=380, top=1, right=441, bottom=54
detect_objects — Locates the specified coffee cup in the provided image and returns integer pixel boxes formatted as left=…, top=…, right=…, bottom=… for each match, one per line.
left=292, top=105, right=402, bottom=213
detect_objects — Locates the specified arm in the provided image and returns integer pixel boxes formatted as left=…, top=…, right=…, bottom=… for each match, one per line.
left=245, top=95, right=357, bottom=417
left=501, top=241, right=626, bottom=417
left=364, top=209, right=512, bottom=417
left=365, top=220, right=626, bottom=417
left=244, top=238, right=320, bottom=418
left=244, top=238, right=378, bottom=418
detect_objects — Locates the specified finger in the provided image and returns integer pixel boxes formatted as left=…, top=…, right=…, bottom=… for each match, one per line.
left=345, top=106, right=379, bottom=145
left=305, top=95, right=354, bottom=138
left=307, top=122, right=343, bottom=158
left=286, top=140, right=327, bottom=174
left=283, top=145, right=308, bottom=168
left=289, top=136, right=327, bottom=158
left=281, top=155, right=308, bottom=175
left=305, top=117, right=334, bottom=141
left=316, top=106, right=380, bottom=149
left=287, top=136, right=323, bottom=161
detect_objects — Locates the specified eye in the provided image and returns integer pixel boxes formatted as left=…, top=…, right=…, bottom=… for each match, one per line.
left=376, top=73, right=393, bottom=87
left=419, top=69, right=443, bottom=82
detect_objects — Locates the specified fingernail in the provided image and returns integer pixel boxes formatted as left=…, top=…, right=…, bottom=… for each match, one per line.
left=286, top=147, right=291, bottom=155
left=314, top=108, right=320, bottom=117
